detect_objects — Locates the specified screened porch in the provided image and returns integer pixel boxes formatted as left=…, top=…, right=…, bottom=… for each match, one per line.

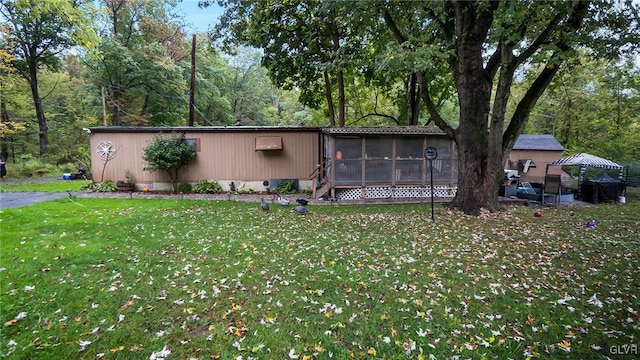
left=320, top=127, right=458, bottom=200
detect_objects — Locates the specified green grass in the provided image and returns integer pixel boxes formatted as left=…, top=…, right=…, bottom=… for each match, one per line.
left=0, top=179, right=90, bottom=193
left=1, top=197, right=639, bottom=359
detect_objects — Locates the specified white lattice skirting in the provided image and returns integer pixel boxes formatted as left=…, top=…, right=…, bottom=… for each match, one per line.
left=336, top=186, right=457, bottom=200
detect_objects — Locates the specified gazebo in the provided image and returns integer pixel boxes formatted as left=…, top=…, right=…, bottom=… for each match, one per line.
left=545, top=153, right=624, bottom=200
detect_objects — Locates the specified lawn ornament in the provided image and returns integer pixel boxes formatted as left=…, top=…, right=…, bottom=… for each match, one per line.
left=534, top=210, right=542, bottom=217
left=261, top=198, right=269, bottom=211
left=293, top=205, right=307, bottom=215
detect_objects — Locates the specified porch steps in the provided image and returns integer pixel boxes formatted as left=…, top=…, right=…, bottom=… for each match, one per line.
left=313, top=182, right=332, bottom=199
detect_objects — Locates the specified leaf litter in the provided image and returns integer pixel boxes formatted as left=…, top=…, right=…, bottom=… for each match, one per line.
left=1, top=199, right=639, bottom=358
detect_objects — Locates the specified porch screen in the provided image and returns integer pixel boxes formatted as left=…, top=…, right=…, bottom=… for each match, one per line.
left=426, top=138, right=457, bottom=183
left=365, top=136, right=393, bottom=184
left=395, top=136, right=424, bottom=184
left=334, top=137, right=362, bottom=185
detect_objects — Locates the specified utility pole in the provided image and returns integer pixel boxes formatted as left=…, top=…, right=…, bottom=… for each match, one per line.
left=101, top=87, right=107, bottom=126
left=189, top=34, right=196, bottom=126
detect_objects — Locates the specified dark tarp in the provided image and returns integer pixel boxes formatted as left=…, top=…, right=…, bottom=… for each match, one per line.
left=580, top=172, right=625, bottom=204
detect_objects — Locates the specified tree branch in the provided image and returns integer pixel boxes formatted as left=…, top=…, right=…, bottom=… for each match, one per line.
left=416, top=71, right=456, bottom=141
left=382, top=9, right=407, bottom=44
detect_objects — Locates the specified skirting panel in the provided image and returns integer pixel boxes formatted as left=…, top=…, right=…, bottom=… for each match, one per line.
left=335, top=186, right=457, bottom=200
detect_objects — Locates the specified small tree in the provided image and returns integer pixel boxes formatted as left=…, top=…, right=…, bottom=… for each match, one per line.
left=142, top=133, right=196, bottom=193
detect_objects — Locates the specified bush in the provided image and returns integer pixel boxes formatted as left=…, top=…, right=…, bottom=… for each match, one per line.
left=178, top=183, right=193, bottom=193
left=94, top=180, right=117, bottom=192
left=274, top=180, right=297, bottom=194
left=142, top=133, right=196, bottom=193
left=193, top=180, right=222, bottom=194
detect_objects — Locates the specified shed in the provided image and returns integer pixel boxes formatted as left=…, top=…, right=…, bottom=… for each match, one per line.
left=505, top=134, right=568, bottom=186
left=317, top=126, right=458, bottom=200
left=88, top=126, right=322, bottom=192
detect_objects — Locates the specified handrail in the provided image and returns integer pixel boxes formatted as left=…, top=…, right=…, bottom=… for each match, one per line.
left=309, top=158, right=328, bottom=180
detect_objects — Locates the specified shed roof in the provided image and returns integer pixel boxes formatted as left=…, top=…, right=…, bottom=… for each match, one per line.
left=512, top=134, right=564, bottom=151
left=322, top=126, right=446, bottom=135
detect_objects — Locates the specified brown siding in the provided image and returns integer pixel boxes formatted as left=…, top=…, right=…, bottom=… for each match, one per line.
left=506, top=150, right=565, bottom=184
left=90, top=130, right=320, bottom=185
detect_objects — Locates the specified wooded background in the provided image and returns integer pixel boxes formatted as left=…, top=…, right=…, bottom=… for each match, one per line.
left=1, top=1, right=638, bottom=212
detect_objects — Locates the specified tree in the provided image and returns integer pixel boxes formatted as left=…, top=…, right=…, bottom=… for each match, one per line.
left=528, top=54, right=640, bottom=162
left=213, top=0, right=638, bottom=215
left=86, top=0, right=189, bottom=126
left=0, top=0, right=95, bottom=157
left=0, top=37, right=28, bottom=161
left=376, top=1, right=639, bottom=214
left=213, top=0, right=355, bottom=126
left=142, top=133, right=196, bottom=193
left=225, top=47, right=278, bottom=125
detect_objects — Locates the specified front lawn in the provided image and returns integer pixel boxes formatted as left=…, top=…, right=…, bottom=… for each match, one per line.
left=1, top=198, right=638, bottom=359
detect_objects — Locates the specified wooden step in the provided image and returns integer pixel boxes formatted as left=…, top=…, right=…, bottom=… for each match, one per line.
left=314, top=182, right=332, bottom=199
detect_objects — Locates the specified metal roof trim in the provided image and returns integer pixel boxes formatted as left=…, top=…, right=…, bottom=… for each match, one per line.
left=322, top=126, right=447, bottom=135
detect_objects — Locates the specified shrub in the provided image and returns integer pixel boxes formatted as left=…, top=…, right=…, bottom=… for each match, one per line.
left=142, top=133, right=196, bottom=193
left=274, top=180, right=296, bottom=194
left=178, top=183, right=193, bottom=193
left=193, top=180, right=222, bottom=194
left=94, top=180, right=117, bottom=192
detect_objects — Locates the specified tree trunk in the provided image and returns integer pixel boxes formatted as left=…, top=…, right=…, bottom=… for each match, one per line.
left=28, top=62, right=48, bottom=157
left=336, top=69, right=345, bottom=127
left=451, top=85, right=502, bottom=215
left=448, top=1, right=501, bottom=215
left=111, top=84, right=121, bottom=126
left=409, top=73, right=420, bottom=125
left=329, top=20, right=345, bottom=127
left=1, top=101, right=11, bottom=161
left=323, top=71, right=336, bottom=126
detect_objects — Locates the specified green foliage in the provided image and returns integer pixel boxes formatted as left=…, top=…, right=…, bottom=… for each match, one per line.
left=1, top=158, right=78, bottom=179
left=177, top=182, right=192, bottom=193
left=142, top=133, right=196, bottom=193
left=527, top=54, right=640, bottom=162
left=94, top=180, right=116, bottom=192
left=1, top=0, right=97, bottom=156
left=273, top=179, right=296, bottom=194
left=193, top=179, right=222, bottom=194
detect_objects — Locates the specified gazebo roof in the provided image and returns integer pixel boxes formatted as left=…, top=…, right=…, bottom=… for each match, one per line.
left=548, top=153, right=623, bottom=170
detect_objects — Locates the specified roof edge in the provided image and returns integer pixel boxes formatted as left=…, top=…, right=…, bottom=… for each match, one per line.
left=88, top=126, right=324, bottom=133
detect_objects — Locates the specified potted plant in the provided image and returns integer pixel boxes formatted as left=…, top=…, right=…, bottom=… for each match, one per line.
left=117, top=170, right=135, bottom=191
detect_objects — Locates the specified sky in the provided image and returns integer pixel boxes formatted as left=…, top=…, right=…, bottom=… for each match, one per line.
left=175, top=0, right=224, bottom=34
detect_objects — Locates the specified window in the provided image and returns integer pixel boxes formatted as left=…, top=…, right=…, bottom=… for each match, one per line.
left=186, top=138, right=201, bottom=152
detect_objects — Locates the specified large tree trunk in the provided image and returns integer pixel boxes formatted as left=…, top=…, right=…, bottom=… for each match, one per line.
left=28, top=62, right=48, bottom=157
left=448, top=1, right=501, bottom=215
